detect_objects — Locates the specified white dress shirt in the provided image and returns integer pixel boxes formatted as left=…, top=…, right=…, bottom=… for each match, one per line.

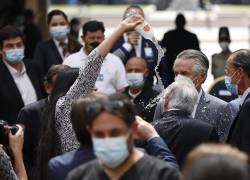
left=123, top=34, right=142, bottom=57
left=191, top=89, right=203, bottom=118
left=4, top=61, right=37, bottom=105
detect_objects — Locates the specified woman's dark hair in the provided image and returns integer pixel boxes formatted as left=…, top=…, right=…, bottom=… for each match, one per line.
left=82, top=20, right=105, bottom=37
left=184, top=154, right=249, bottom=180
left=36, top=68, right=79, bottom=180
left=85, top=93, right=136, bottom=128
left=47, top=9, right=68, bottom=24
left=71, top=92, right=107, bottom=146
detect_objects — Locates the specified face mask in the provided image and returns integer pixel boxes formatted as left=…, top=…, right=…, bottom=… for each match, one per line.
left=219, top=42, right=229, bottom=51
left=225, top=73, right=239, bottom=95
left=92, top=136, right=129, bottom=168
left=5, top=48, right=24, bottom=64
left=126, top=72, right=145, bottom=88
left=50, top=26, right=69, bottom=41
left=86, top=41, right=100, bottom=53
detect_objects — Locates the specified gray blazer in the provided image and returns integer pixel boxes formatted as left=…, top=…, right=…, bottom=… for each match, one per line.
left=153, top=89, right=232, bottom=142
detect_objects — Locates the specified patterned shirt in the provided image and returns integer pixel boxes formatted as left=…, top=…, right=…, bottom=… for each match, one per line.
left=0, top=148, right=18, bottom=180
left=55, top=48, right=104, bottom=153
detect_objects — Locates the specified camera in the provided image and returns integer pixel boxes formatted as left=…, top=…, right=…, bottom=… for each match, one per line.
left=0, top=120, right=19, bottom=145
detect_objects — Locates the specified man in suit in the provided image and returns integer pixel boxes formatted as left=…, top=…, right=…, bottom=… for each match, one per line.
left=226, top=49, right=250, bottom=155
left=154, top=49, right=232, bottom=142
left=0, top=25, right=44, bottom=124
left=49, top=93, right=178, bottom=180
left=33, top=9, right=81, bottom=77
left=161, top=13, right=200, bottom=84
left=153, top=75, right=218, bottom=167
left=124, top=57, right=159, bottom=122
left=111, top=5, right=169, bottom=87
left=17, top=64, right=69, bottom=179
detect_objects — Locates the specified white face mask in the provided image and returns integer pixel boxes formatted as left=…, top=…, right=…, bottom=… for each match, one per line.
left=219, top=42, right=230, bottom=51
left=49, top=25, right=69, bottom=41
left=126, top=72, right=145, bottom=88
left=92, top=136, right=129, bottom=168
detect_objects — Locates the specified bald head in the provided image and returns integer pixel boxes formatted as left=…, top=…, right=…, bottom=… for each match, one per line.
left=125, top=57, right=148, bottom=75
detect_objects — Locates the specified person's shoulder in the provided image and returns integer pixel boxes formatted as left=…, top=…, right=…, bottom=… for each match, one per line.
left=66, top=159, right=99, bottom=180
left=207, top=93, right=228, bottom=107
left=141, top=155, right=180, bottom=179
left=36, top=39, right=53, bottom=48
left=105, top=53, right=124, bottom=68
left=63, top=50, right=83, bottom=67
left=20, top=98, right=47, bottom=111
left=49, top=149, right=79, bottom=169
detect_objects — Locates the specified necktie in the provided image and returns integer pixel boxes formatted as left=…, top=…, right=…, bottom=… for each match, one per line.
left=59, top=41, right=70, bottom=57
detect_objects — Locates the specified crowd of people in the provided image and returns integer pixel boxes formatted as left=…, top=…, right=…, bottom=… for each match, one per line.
left=0, top=4, right=250, bottom=180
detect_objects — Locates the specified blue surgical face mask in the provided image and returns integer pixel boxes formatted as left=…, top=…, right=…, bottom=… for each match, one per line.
left=50, top=25, right=69, bottom=41
left=92, top=135, right=129, bottom=168
left=126, top=72, right=145, bottom=88
left=225, top=72, right=239, bottom=95
left=5, top=48, right=24, bottom=64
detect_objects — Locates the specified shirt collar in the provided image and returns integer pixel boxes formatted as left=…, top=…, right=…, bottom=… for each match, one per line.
left=240, top=87, right=250, bottom=105
left=53, top=38, right=68, bottom=47
left=3, top=60, right=26, bottom=76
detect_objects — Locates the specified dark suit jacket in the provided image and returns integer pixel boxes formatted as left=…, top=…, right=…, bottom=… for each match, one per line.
left=227, top=92, right=250, bottom=155
left=161, top=27, right=200, bottom=84
left=48, top=137, right=179, bottom=180
left=153, top=110, right=218, bottom=166
left=154, top=89, right=232, bottom=142
left=0, top=59, right=44, bottom=124
left=124, top=85, right=159, bottom=123
left=111, top=36, right=169, bottom=87
left=17, top=98, right=48, bottom=178
left=33, top=37, right=81, bottom=76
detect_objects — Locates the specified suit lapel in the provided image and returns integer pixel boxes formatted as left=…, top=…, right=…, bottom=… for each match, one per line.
left=0, top=60, right=24, bottom=106
left=195, top=90, right=210, bottom=123
left=49, top=39, right=63, bottom=64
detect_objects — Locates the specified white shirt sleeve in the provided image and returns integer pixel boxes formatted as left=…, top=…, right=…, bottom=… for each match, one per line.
left=112, top=56, right=128, bottom=91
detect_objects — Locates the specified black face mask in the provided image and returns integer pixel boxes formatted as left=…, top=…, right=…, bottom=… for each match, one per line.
left=86, top=41, right=100, bottom=53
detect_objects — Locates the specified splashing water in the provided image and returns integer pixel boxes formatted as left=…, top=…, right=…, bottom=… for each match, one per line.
left=127, top=12, right=167, bottom=109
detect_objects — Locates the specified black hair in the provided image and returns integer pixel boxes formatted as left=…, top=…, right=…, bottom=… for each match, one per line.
left=47, top=9, right=68, bottom=24
left=36, top=68, right=79, bottom=180
left=0, top=25, right=24, bottom=48
left=230, top=49, right=250, bottom=77
left=85, top=93, right=136, bottom=128
left=175, top=13, right=186, bottom=28
left=184, top=154, right=249, bottom=180
left=71, top=93, right=107, bottom=146
left=44, top=64, right=70, bottom=85
left=82, top=20, right=105, bottom=37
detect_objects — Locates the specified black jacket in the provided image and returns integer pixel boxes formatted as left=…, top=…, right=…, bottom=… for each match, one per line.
left=154, top=110, right=218, bottom=166
left=227, top=92, right=250, bottom=155
left=125, top=85, right=159, bottom=122
left=17, top=97, right=48, bottom=178
left=0, top=59, right=44, bottom=124
left=33, top=37, right=81, bottom=76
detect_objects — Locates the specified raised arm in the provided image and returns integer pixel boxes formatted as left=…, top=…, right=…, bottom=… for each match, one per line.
left=55, top=16, right=143, bottom=153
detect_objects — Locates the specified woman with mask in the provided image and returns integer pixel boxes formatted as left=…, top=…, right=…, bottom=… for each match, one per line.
left=33, top=9, right=82, bottom=77
left=36, top=14, right=144, bottom=180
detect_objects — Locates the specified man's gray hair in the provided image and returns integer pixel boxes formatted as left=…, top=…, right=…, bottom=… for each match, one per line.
left=164, top=75, right=198, bottom=114
left=174, top=49, right=209, bottom=75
